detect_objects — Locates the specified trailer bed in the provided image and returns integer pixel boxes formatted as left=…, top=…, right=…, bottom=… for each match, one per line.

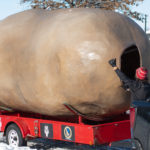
left=0, top=110, right=131, bottom=145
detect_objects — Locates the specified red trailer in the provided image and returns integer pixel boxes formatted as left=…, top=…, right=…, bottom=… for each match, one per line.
left=0, top=104, right=131, bottom=148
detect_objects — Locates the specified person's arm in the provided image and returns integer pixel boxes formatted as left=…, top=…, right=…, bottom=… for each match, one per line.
left=108, top=58, right=132, bottom=85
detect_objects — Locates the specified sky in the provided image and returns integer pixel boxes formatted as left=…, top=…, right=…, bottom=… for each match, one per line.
left=0, top=0, right=28, bottom=19
left=0, top=0, right=150, bottom=31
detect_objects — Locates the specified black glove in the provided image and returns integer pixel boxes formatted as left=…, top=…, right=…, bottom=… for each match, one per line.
left=109, top=58, right=116, bottom=67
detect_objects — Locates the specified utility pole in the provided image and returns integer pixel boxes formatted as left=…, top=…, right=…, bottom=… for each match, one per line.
left=141, top=14, right=148, bottom=32
left=144, top=14, right=148, bottom=32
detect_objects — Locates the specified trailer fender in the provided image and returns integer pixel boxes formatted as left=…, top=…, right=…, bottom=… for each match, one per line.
left=4, top=119, right=30, bottom=138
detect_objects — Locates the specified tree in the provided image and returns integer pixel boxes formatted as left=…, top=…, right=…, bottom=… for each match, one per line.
left=21, top=0, right=144, bottom=21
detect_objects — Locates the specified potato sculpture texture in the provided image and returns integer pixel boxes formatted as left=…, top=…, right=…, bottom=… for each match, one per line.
left=0, top=8, right=149, bottom=120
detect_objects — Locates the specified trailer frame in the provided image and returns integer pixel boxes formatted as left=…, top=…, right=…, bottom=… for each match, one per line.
left=0, top=107, right=131, bottom=147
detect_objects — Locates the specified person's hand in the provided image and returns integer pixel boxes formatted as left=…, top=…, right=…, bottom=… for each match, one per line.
left=109, top=58, right=116, bottom=67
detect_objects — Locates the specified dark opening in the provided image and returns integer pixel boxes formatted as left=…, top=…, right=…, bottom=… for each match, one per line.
left=121, top=46, right=140, bottom=80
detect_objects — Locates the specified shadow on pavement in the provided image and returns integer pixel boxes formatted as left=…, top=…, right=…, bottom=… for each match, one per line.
left=28, top=138, right=132, bottom=150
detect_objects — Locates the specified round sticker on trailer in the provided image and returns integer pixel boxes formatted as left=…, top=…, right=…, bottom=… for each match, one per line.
left=64, top=126, right=72, bottom=139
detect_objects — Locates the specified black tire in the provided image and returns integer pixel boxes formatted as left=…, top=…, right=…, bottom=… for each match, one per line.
left=133, top=138, right=143, bottom=150
left=6, top=124, right=27, bottom=147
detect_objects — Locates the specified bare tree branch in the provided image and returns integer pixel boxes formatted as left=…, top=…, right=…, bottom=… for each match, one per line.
left=20, top=0, right=145, bottom=20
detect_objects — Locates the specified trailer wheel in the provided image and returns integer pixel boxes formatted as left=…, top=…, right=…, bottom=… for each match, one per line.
left=6, top=124, right=27, bottom=147
left=133, top=139, right=143, bottom=150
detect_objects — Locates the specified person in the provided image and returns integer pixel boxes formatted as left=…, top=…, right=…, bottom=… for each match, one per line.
left=108, top=58, right=150, bottom=102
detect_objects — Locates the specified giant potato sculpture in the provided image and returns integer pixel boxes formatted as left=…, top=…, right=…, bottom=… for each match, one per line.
left=0, top=8, right=149, bottom=120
